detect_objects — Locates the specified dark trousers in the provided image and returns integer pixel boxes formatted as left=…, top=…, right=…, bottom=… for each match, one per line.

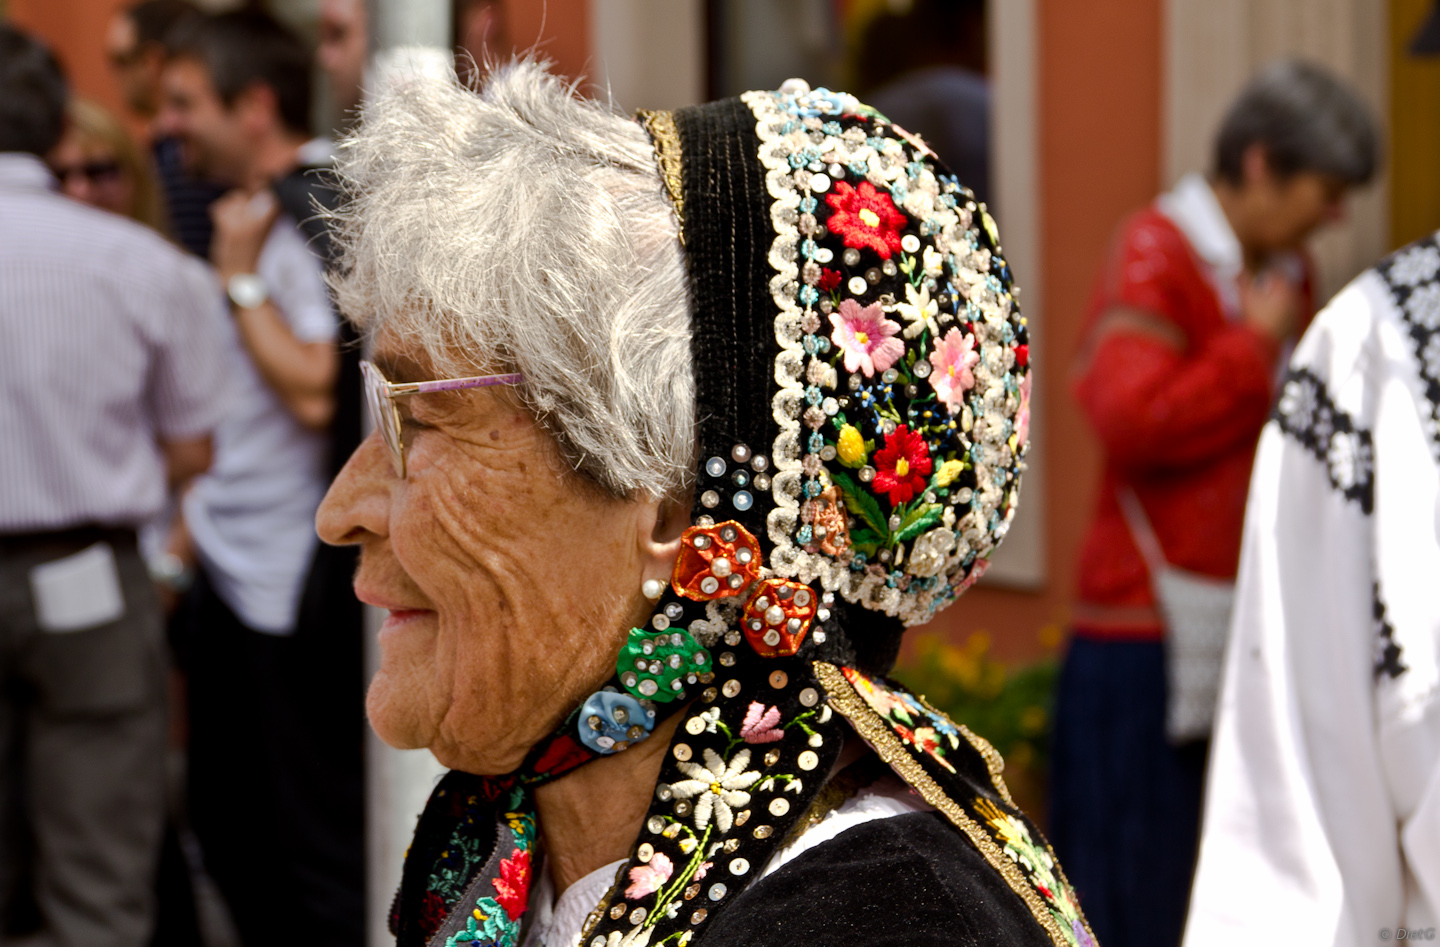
left=0, top=530, right=166, bottom=947
left=1048, top=636, right=1208, bottom=947
left=181, top=569, right=364, bottom=947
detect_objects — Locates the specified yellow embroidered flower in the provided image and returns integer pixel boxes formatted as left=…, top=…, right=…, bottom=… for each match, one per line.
left=837, top=424, right=866, bottom=467
left=933, top=459, right=965, bottom=487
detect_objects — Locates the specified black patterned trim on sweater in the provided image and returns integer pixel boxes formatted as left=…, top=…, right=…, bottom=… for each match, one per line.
left=1373, top=584, right=1408, bottom=681
left=1377, top=235, right=1440, bottom=458
left=1272, top=367, right=1374, bottom=514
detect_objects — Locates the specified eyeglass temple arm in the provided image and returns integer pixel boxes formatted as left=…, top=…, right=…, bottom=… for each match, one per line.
left=388, top=373, right=525, bottom=396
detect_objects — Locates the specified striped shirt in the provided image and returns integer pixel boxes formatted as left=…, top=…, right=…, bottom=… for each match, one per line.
left=0, top=154, right=228, bottom=532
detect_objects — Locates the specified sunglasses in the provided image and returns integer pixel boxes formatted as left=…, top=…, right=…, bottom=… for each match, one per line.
left=51, top=161, right=122, bottom=186
left=360, top=360, right=524, bottom=478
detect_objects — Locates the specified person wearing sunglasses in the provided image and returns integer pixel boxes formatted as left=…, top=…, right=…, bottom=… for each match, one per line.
left=48, top=97, right=168, bottom=232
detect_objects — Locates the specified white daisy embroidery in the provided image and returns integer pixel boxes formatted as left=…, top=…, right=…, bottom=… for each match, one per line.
left=669, top=748, right=761, bottom=833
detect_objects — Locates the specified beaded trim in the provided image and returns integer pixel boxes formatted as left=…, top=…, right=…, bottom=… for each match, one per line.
left=637, top=109, right=686, bottom=245
left=740, top=88, right=1027, bottom=627
left=815, top=661, right=1095, bottom=947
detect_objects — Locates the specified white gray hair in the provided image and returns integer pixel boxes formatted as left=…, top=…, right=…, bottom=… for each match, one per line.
left=327, top=59, right=695, bottom=500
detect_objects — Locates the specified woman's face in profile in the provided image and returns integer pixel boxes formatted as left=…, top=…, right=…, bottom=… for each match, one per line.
left=49, top=131, right=134, bottom=219
left=317, top=331, right=661, bottom=774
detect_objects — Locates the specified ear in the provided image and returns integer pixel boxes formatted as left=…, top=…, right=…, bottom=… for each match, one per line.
left=1241, top=142, right=1272, bottom=188
left=635, top=490, right=692, bottom=595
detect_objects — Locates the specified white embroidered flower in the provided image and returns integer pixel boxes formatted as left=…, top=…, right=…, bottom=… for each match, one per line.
left=1327, top=429, right=1372, bottom=491
left=1409, top=283, right=1440, bottom=331
left=1422, top=332, right=1440, bottom=381
left=923, top=245, right=945, bottom=279
left=1278, top=375, right=1319, bottom=431
left=694, top=707, right=722, bottom=733
left=669, top=748, right=761, bottom=833
left=908, top=527, right=958, bottom=578
left=1392, top=244, right=1440, bottom=287
left=894, top=283, right=939, bottom=339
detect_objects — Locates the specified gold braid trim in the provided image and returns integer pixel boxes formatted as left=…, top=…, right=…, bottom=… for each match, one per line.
left=813, top=661, right=1073, bottom=947
left=912, top=690, right=1015, bottom=806
left=636, top=109, right=685, bottom=246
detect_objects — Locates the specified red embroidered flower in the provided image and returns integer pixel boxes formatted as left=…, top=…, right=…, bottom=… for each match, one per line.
left=872, top=425, right=933, bottom=505
left=531, top=735, right=591, bottom=778
left=491, top=848, right=531, bottom=919
left=825, top=181, right=907, bottom=259
left=1015, top=344, right=1029, bottom=367
left=419, top=891, right=448, bottom=937
left=818, top=267, right=842, bottom=292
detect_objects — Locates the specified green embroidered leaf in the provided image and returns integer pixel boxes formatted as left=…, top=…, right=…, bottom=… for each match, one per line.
left=830, top=471, right=888, bottom=537
left=849, top=527, right=882, bottom=557
left=894, top=503, right=943, bottom=542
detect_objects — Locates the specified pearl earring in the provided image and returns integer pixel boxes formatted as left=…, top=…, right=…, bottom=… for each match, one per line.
left=642, top=578, right=666, bottom=600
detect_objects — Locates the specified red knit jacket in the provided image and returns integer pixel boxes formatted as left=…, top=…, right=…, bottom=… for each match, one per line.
left=1071, top=208, right=1312, bottom=640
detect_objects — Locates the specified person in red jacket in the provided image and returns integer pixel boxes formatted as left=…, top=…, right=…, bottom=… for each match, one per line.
left=1050, top=61, right=1378, bottom=947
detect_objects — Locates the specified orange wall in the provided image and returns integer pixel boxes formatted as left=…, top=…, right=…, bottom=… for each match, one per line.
left=8, top=0, right=135, bottom=133
left=503, top=0, right=589, bottom=85
left=911, top=0, right=1163, bottom=665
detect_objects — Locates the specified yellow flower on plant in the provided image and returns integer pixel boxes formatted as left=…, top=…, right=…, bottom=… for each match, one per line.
left=933, top=459, right=965, bottom=487
left=837, top=424, right=866, bottom=467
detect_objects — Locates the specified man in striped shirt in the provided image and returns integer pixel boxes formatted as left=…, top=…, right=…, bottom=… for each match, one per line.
left=0, top=26, right=228, bottom=946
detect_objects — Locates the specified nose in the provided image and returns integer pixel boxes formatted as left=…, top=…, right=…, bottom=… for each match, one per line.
left=316, top=431, right=394, bottom=546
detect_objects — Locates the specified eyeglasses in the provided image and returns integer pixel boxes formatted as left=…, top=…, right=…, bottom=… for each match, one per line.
left=360, top=359, right=524, bottom=478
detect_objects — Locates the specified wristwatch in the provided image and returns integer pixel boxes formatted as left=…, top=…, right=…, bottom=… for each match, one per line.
left=227, top=272, right=269, bottom=310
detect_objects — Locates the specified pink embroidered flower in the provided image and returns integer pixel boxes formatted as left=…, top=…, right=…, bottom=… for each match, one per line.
left=740, top=702, right=784, bottom=744
left=1016, top=374, right=1031, bottom=447
left=491, top=848, right=531, bottom=919
left=624, top=851, right=674, bottom=900
left=829, top=298, right=903, bottom=378
left=695, top=861, right=713, bottom=881
left=927, top=328, right=980, bottom=412
left=825, top=180, right=907, bottom=259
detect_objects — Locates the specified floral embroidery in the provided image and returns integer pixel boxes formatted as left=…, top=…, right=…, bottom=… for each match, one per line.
left=825, top=180, right=907, bottom=258
left=975, top=799, right=1093, bottom=947
left=1379, top=235, right=1440, bottom=459
left=441, top=797, right=537, bottom=947
left=1272, top=366, right=1374, bottom=513
left=669, top=747, right=762, bottom=833
left=841, top=665, right=960, bottom=773
left=625, top=852, right=674, bottom=899
left=740, top=702, right=784, bottom=743
left=829, top=298, right=904, bottom=377
left=744, top=86, right=1029, bottom=627
left=490, top=849, right=530, bottom=920
left=927, top=327, right=980, bottom=411
left=873, top=425, right=933, bottom=505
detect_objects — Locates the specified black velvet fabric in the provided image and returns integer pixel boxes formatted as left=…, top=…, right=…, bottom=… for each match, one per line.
left=703, top=810, right=1056, bottom=947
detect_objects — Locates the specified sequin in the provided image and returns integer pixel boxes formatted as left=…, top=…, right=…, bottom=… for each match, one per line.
left=673, top=743, right=692, bottom=761
left=708, top=884, right=727, bottom=901
left=705, top=456, right=726, bottom=477
left=700, top=490, right=720, bottom=508
left=722, top=679, right=742, bottom=698
left=797, top=750, right=819, bottom=770
left=769, top=670, right=789, bottom=688
left=799, top=687, right=819, bottom=707
left=769, top=798, right=790, bottom=816
left=729, top=858, right=750, bottom=875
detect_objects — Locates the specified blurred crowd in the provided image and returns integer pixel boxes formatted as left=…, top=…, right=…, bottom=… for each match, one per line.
left=0, top=1, right=1437, bottom=946
left=0, top=3, right=508, bottom=946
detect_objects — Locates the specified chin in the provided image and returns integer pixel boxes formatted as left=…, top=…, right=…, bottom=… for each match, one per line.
left=364, top=671, right=432, bottom=750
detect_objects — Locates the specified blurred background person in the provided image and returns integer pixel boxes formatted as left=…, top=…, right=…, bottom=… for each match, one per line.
left=105, top=0, right=224, bottom=258
left=853, top=0, right=990, bottom=207
left=1184, top=13, right=1440, bottom=944
left=154, top=10, right=363, bottom=946
left=48, top=97, right=167, bottom=231
left=316, top=0, right=367, bottom=120
left=0, top=24, right=226, bottom=947
left=47, top=91, right=226, bottom=947
left=1050, top=60, right=1378, bottom=947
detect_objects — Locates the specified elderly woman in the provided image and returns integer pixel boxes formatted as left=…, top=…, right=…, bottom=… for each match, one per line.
left=318, top=61, right=1083, bottom=947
